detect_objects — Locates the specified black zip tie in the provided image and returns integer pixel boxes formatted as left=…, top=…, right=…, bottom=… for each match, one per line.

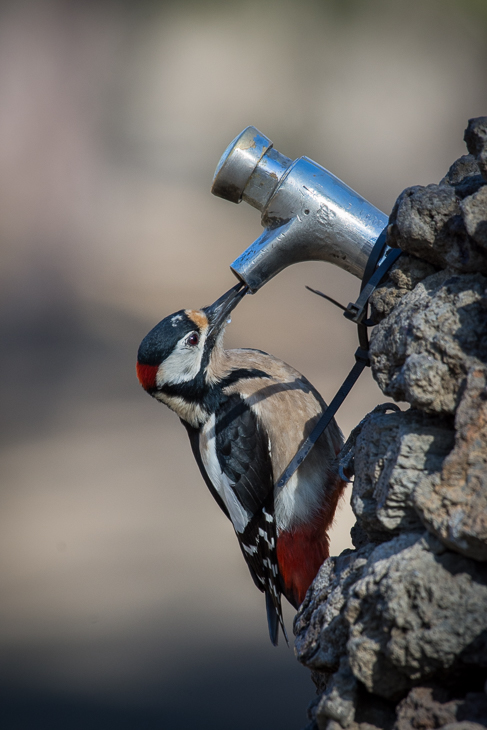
left=275, top=348, right=370, bottom=490
left=343, top=248, right=402, bottom=326
left=275, top=232, right=402, bottom=493
left=305, top=286, right=347, bottom=312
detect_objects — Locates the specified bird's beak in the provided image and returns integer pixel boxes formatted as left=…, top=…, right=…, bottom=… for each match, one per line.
left=204, top=281, right=248, bottom=338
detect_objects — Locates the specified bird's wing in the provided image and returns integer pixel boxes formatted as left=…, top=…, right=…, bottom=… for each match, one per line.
left=181, top=419, right=231, bottom=520
left=200, top=392, right=287, bottom=645
left=214, top=392, right=273, bottom=517
left=238, top=493, right=288, bottom=646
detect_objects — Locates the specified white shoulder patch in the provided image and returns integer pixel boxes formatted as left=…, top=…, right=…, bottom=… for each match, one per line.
left=200, top=414, right=250, bottom=533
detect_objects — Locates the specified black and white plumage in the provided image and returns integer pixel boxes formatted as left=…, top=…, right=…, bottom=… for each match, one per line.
left=136, top=283, right=345, bottom=645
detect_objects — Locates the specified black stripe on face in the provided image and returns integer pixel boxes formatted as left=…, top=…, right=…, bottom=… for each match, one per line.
left=158, top=368, right=271, bottom=411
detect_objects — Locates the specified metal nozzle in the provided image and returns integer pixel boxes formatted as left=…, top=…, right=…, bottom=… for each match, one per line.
left=212, top=126, right=388, bottom=292
left=212, top=127, right=292, bottom=210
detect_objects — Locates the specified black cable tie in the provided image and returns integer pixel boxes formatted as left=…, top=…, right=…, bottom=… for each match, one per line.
left=274, top=232, right=402, bottom=493
left=275, top=355, right=368, bottom=491
left=305, top=285, right=347, bottom=312
left=343, top=248, right=402, bottom=324
left=354, top=347, right=370, bottom=365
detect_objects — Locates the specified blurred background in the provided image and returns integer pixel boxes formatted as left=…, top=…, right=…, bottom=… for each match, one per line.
left=0, top=0, right=486, bottom=727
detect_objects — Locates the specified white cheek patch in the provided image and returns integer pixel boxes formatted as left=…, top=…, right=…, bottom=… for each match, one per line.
left=200, top=414, right=250, bottom=534
left=157, top=329, right=208, bottom=386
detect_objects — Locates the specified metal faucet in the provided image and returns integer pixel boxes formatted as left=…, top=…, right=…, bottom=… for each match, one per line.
left=212, top=126, right=388, bottom=292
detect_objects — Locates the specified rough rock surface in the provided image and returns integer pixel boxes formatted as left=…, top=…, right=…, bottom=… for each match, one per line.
left=295, top=118, right=487, bottom=730
left=395, top=686, right=487, bottom=730
left=370, top=270, right=487, bottom=414
left=386, top=147, right=487, bottom=274
left=461, top=186, right=487, bottom=250
left=464, top=117, right=487, bottom=181
left=369, top=254, right=437, bottom=324
left=413, top=367, right=487, bottom=561
left=351, top=409, right=453, bottom=541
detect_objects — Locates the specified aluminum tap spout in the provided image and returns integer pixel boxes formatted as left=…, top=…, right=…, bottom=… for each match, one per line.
left=212, top=126, right=388, bottom=292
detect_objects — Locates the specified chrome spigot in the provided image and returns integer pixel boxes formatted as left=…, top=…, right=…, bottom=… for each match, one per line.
left=212, top=126, right=388, bottom=292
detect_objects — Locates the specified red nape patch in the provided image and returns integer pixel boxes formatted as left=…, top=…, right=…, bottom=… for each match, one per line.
left=136, top=362, right=159, bottom=391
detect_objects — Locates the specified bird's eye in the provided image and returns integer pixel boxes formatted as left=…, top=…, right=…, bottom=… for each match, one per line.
left=186, top=332, right=199, bottom=346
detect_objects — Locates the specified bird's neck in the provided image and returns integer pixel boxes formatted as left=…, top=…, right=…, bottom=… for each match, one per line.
left=155, top=389, right=212, bottom=428
left=205, top=343, right=231, bottom=385
left=155, top=348, right=232, bottom=428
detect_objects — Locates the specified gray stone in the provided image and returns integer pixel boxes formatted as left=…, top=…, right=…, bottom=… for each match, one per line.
left=440, top=154, right=483, bottom=189
left=295, top=547, right=375, bottom=671
left=394, top=685, right=459, bottom=730
left=345, top=534, right=487, bottom=699
left=296, top=533, right=487, bottom=703
left=461, top=185, right=487, bottom=251
left=393, top=686, right=487, bottom=730
left=464, top=117, right=487, bottom=180
left=370, top=255, right=437, bottom=324
left=352, top=410, right=454, bottom=541
left=370, top=270, right=487, bottom=413
left=386, top=184, right=487, bottom=275
left=413, top=367, right=487, bottom=561
left=315, top=658, right=358, bottom=729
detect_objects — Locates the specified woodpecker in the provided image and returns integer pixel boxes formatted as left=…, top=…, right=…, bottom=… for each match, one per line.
left=136, top=283, right=345, bottom=645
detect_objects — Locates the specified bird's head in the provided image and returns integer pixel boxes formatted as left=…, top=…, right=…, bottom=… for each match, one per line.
left=136, top=282, right=247, bottom=403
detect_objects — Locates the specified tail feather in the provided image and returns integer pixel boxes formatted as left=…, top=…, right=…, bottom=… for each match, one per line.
left=265, top=590, right=288, bottom=647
